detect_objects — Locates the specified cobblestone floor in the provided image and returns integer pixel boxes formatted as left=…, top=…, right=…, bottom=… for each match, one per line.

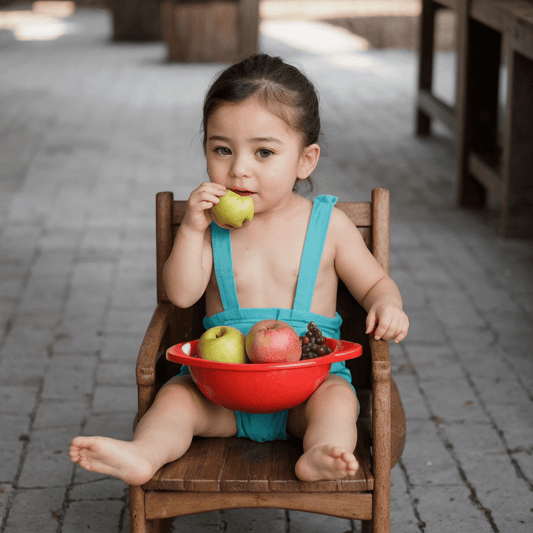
left=0, top=5, right=532, bottom=533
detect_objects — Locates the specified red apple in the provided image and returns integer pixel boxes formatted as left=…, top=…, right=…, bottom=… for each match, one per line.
left=245, top=320, right=302, bottom=364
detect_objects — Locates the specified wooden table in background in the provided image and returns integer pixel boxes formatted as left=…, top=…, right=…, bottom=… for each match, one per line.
left=416, top=0, right=533, bottom=237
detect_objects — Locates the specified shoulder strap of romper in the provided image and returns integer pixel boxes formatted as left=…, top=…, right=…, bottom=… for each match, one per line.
left=211, top=223, right=240, bottom=311
left=292, top=195, right=338, bottom=312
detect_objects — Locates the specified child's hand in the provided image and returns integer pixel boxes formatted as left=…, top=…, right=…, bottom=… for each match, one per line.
left=365, top=302, right=409, bottom=343
left=182, top=182, right=226, bottom=234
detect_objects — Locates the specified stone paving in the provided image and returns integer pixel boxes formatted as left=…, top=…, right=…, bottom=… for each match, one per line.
left=1, top=5, right=532, bottom=533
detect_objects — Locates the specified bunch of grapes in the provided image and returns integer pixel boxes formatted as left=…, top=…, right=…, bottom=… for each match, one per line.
left=300, top=322, right=332, bottom=360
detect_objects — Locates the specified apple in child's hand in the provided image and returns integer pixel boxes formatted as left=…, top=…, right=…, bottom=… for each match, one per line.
left=197, top=326, right=248, bottom=364
left=211, top=190, right=254, bottom=229
left=246, top=320, right=302, bottom=364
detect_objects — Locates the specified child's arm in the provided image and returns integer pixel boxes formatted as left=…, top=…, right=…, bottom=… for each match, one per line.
left=330, top=209, right=409, bottom=343
left=163, top=182, right=226, bottom=308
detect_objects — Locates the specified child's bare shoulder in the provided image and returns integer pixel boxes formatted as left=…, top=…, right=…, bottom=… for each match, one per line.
left=327, top=206, right=369, bottom=262
left=329, top=206, right=361, bottom=240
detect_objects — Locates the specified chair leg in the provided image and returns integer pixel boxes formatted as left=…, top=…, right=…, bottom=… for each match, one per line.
left=130, top=485, right=172, bottom=533
left=416, top=0, right=437, bottom=136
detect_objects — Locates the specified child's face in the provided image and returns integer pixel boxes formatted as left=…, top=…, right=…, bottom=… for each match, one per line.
left=205, top=97, right=319, bottom=215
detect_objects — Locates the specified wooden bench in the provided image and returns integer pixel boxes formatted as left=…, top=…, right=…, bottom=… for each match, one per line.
left=416, top=0, right=533, bottom=237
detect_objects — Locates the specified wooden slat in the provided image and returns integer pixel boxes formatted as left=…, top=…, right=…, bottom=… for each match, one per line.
left=335, top=201, right=372, bottom=226
left=150, top=435, right=373, bottom=493
left=184, top=437, right=231, bottom=491
left=467, top=152, right=504, bottom=198
left=469, top=0, right=533, bottom=34
left=172, top=200, right=188, bottom=225
left=220, top=438, right=273, bottom=491
left=358, top=226, right=371, bottom=249
left=143, top=438, right=220, bottom=491
left=417, top=89, right=456, bottom=132
left=171, top=200, right=372, bottom=248
left=470, top=0, right=506, bottom=31
left=146, top=491, right=373, bottom=520
left=172, top=200, right=371, bottom=226
left=268, top=439, right=301, bottom=492
left=509, top=14, right=533, bottom=58
left=470, top=0, right=533, bottom=34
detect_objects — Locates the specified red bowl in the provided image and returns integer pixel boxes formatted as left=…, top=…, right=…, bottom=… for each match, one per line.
left=166, top=338, right=362, bottom=413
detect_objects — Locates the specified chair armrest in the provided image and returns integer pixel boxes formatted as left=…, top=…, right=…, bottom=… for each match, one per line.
left=369, top=335, right=391, bottom=364
left=136, top=301, right=173, bottom=386
left=369, top=336, right=392, bottom=520
left=135, top=301, right=173, bottom=420
left=369, top=336, right=407, bottom=468
left=369, top=338, right=392, bottom=461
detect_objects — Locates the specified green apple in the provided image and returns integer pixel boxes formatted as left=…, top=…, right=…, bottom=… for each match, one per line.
left=197, top=326, right=248, bottom=364
left=211, top=190, right=254, bottom=229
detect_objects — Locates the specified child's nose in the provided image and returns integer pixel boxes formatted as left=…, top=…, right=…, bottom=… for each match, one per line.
left=230, top=154, right=252, bottom=178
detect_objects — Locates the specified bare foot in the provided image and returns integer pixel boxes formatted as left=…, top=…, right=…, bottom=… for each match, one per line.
left=295, top=444, right=359, bottom=481
left=69, top=436, right=156, bottom=486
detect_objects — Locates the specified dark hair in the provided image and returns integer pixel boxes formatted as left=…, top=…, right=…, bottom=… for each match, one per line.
left=202, top=54, right=321, bottom=191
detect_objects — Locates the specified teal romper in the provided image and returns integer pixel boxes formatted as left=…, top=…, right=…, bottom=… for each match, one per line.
left=181, top=195, right=354, bottom=442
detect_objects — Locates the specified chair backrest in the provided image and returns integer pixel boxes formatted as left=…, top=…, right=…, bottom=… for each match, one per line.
left=155, top=189, right=389, bottom=389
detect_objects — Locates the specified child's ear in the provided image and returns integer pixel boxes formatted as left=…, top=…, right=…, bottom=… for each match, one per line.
left=297, top=143, right=320, bottom=180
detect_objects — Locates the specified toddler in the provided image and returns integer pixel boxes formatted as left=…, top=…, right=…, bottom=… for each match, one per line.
left=70, top=53, right=409, bottom=485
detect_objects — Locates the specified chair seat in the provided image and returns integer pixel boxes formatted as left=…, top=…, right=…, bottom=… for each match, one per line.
left=142, top=390, right=375, bottom=493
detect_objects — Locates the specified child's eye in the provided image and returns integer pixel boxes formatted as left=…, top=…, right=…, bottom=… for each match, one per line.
left=215, top=147, right=231, bottom=156
left=257, top=149, right=273, bottom=159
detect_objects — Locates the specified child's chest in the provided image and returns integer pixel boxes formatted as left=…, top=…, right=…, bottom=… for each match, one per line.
left=231, top=226, right=307, bottom=294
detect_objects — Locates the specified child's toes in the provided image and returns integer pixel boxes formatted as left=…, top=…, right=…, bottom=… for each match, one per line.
left=69, top=445, right=81, bottom=463
left=342, top=452, right=359, bottom=474
left=330, top=446, right=346, bottom=459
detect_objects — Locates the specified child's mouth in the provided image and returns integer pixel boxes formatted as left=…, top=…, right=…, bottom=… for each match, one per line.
left=230, top=189, right=254, bottom=196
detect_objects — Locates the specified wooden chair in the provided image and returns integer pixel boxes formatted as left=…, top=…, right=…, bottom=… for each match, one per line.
left=130, top=188, right=406, bottom=533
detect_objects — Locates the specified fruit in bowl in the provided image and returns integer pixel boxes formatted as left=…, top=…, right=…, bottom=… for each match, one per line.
left=166, top=336, right=362, bottom=413
left=246, top=319, right=302, bottom=364
left=211, top=190, right=254, bottom=229
left=197, top=325, right=248, bottom=364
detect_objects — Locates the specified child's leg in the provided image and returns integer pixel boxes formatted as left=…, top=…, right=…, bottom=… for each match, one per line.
left=69, top=375, right=238, bottom=485
left=287, top=374, right=359, bottom=481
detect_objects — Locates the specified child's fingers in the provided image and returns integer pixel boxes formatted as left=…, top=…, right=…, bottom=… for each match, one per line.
left=365, top=311, right=377, bottom=335
left=371, top=306, right=396, bottom=340
left=189, top=182, right=225, bottom=201
left=189, top=188, right=225, bottom=212
left=375, top=317, right=400, bottom=341
left=371, top=308, right=409, bottom=342
left=393, top=315, right=410, bottom=343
